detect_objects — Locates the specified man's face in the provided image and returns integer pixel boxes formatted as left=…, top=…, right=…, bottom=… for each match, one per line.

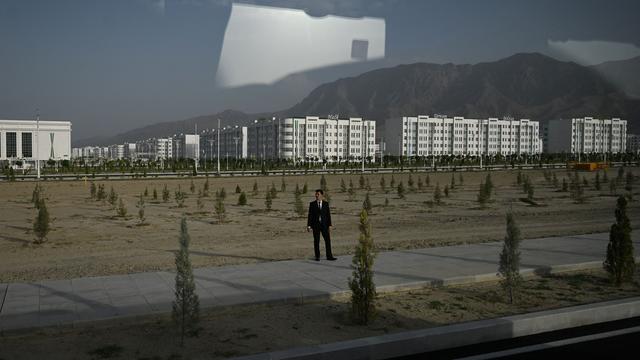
left=315, top=191, right=322, bottom=201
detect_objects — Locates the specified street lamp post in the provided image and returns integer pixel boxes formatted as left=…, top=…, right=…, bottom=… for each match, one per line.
left=36, top=110, right=40, bottom=180
left=217, top=119, right=220, bottom=174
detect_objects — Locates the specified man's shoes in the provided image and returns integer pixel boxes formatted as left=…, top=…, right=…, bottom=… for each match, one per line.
left=327, top=257, right=337, bottom=261
left=314, top=257, right=320, bottom=261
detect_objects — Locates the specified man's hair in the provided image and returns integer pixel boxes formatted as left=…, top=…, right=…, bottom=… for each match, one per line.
left=315, top=189, right=324, bottom=195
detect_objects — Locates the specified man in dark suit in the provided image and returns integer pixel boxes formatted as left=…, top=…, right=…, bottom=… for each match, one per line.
left=307, top=189, right=337, bottom=261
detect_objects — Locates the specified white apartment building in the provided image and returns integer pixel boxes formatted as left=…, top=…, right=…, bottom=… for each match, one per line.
left=174, top=134, right=200, bottom=160
left=626, top=134, right=639, bottom=154
left=155, top=138, right=173, bottom=160
left=546, top=117, right=627, bottom=154
left=201, top=126, right=248, bottom=161
left=247, top=116, right=376, bottom=161
left=0, top=119, right=72, bottom=162
left=385, top=115, right=541, bottom=157
left=108, top=144, right=125, bottom=160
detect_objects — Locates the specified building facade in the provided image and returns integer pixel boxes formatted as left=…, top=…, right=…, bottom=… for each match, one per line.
left=546, top=117, right=627, bottom=154
left=0, top=119, right=72, bottom=162
left=384, top=115, right=541, bottom=157
left=247, top=116, right=376, bottom=161
left=627, top=134, right=640, bottom=154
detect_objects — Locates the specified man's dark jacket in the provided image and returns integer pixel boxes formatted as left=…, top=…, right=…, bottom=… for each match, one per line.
left=307, top=201, right=332, bottom=229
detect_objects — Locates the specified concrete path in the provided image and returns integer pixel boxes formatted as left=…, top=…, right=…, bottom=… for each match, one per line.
left=1, top=232, right=639, bottom=332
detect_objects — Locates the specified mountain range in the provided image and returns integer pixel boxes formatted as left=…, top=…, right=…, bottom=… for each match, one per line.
left=74, top=53, right=640, bottom=147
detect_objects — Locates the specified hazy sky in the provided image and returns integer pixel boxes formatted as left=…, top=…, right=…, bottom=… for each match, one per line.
left=2, top=0, right=640, bottom=140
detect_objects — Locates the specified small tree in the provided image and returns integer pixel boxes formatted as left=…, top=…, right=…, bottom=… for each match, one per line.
left=264, top=190, right=273, bottom=211
left=320, top=175, right=328, bottom=192
left=252, top=180, right=258, bottom=195
left=444, top=184, right=450, bottom=198
left=417, top=177, right=424, bottom=191
left=359, top=174, right=365, bottom=189
left=204, top=178, right=210, bottom=196
left=379, top=176, right=386, bottom=192
left=196, top=192, right=204, bottom=211
left=498, top=212, right=522, bottom=304
left=190, top=180, right=195, bottom=194
left=365, top=178, right=371, bottom=191
left=302, top=182, right=308, bottom=194
left=235, top=184, right=242, bottom=194
left=625, top=171, right=634, bottom=193
left=116, top=198, right=127, bottom=217
left=137, top=194, right=145, bottom=224
left=425, top=174, right=430, bottom=187
left=552, top=173, right=559, bottom=188
left=595, top=171, right=601, bottom=191
left=162, top=185, right=170, bottom=202
left=477, top=181, right=488, bottom=208
left=175, top=187, right=186, bottom=208
left=281, top=177, right=286, bottom=192
left=108, top=187, right=118, bottom=208
left=215, top=196, right=225, bottom=223
left=408, top=174, right=415, bottom=192
left=153, top=188, right=158, bottom=200
left=397, top=181, right=405, bottom=199
left=219, top=187, right=227, bottom=200
left=516, top=171, right=523, bottom=185
left=390, top=175, right=396, bottom=189
left=434, top=183, right=442, bottom=205
left=90, top=181, right=97, bottom=199
left=340, top=178, right=347, bottom=193
left=96, top=184, right=106, bottom=202
left=172, top=218, right=200, bottom=347
left=362, top=192, right=372, bottom=212
left=144, top=187, right=149, bottom=197
left=604, top=196, right=635, bottom=285
left=238, top=192, right=247, bottom=206
left=33, top=199, right=50, bottom=244
left=459, top=173, right=464, bottom=186
left=348, top=209, right=377, bottom=325
left=561, top=178, right=568, bottom=192
left=450, top=173, right=455, bottom=190
left=32, top=183, right=43, bottom=208
left=294, top=191, right=304, bottom=217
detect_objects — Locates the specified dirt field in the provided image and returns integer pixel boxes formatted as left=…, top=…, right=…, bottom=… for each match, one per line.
left=0, top=167, right=638, bottom=282
left=0, top=269, right=638, bottom=360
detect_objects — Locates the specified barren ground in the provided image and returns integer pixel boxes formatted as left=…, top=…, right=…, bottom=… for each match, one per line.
left=0, top=269, right=638, bottom=360
left=0, top=167, right=638, bottom=282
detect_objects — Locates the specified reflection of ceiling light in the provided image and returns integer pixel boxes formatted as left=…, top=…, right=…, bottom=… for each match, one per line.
left=216, top=3, right=385, bottom=88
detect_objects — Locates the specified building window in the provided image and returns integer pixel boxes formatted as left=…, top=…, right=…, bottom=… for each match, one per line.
left=6, top=132, right=17, bottom=158
left=22, top=132, right=33, bottom=158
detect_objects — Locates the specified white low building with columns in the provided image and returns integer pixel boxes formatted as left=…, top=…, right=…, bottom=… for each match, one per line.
left=0, top=119, right=72, bottom=163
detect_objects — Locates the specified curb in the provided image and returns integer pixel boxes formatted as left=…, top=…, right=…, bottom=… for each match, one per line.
left=232, top=297, right=640, bottom=360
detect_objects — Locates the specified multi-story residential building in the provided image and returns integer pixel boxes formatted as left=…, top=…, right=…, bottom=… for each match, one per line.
left=546, top=117, right=627, bottom=154
left=247, top=116, right=376, bottom=162
left=0, top=119, right=72, bottom=163
left=108, top=144, right=125, bottom=160
left=200, top=126, right=248, bottom=161
left=174, top=134, right=200, bottom=160
left=155, top=138, right=173, bottom=160
left=627, top=134, right=640, bottom=154
left=384, top=115, right=541, bottom=157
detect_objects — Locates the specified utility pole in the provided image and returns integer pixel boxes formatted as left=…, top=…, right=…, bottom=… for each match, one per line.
left=194, top=123, right=198, bottom=175
left=217, top=119, right=220, bottom=174
left=36, top=110, right=40, bottom=180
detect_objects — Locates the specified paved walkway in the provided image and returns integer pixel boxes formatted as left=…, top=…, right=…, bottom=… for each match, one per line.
left=1, top=232, right=639, bottom=332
